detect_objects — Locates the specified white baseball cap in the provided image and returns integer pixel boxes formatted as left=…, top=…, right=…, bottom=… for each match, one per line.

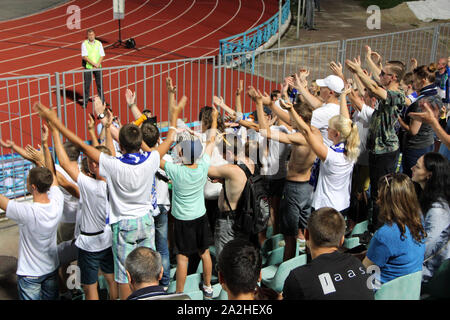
left=316, top=75, right=344, bottom=93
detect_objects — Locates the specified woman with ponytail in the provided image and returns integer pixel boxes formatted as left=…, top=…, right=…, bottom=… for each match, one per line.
left=399, top=63, right=443, bottom=177
left=279, top=92, right=360, bottom=215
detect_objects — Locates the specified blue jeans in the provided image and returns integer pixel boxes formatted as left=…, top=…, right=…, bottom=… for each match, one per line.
left=402, top=144, right=434, bottom=177
left=17, top=269, right=59, bottom=300
left=155, top=205, right=170, bottom=287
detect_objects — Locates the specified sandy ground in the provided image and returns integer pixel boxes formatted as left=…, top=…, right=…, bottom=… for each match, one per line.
left=0, top=0, right=448, bottom=300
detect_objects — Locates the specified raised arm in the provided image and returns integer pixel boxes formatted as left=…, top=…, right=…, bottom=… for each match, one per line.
left=0, top=139, right=36, bottom=164
left=346, top=58, right=387, bottom=100
left=56, top=171, right=80, bottom=199
left=280, top=100, right=328, bottom=161
left=103, top=109, right=116, bottom=157
left=339, top=84, right=352, bottom=119
left=235, top=79, right=244, bottom=114
left=51, top=123, right=80, bottom=183
left=204, top=106, right=218, bottom=157
left=290, top=71, right=323, bottom=109
left=409, top=102, right=450, bottom=149
left=126, top=89, right=142, bottom=121
left=364, top=46, right=382, bottom=83
left=157, top=95, right=187, bottom=164
left=41, top=124, right=58, bottom=187
left=87, top=113, right=99, bottom=147
left=33, top=102, right=101, bottom=164
left=166, top=77, right=177, bottom=118
left=330, top=61, right=345, bottom=83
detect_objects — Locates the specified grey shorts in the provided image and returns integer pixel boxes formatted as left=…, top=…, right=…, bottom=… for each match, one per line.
left=280, top=180, right=313, bottom=236
left=214, top=211, right=248, bottom=258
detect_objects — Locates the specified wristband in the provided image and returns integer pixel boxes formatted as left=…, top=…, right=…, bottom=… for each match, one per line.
left=169, top=126, right=178, bottom=131
left=133, top=114, right=147, bottom=126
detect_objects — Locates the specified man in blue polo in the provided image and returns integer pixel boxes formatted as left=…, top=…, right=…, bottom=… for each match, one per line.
left=81, top=29, right=105, bottom=109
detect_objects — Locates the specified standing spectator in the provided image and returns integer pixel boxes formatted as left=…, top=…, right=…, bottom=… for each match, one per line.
left=363, top=173, right=426, bottom=284
left=33, top=96, right=184, bottom=300
left=399, top=64, right=442, bottom=177
left=81, top=29, right=105, bottom=108
left=435, top=57, right=450, bottom=104
left=346, top=58, right=408, bottom=231
left=283, top=208, right=374, bottom=300
left=0, top=127, right=64, bottom=300
left=411, top=152, right=450, bottom=284
left=160, top=108, right=218, bottom=298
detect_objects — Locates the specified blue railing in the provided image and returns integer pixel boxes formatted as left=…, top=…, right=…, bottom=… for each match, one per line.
left=219, top=0, right=290, bottom=67
left=0, top=154, right=33, bottom=198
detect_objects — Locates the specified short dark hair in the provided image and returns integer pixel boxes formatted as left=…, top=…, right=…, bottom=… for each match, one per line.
left=119, top=123, right=143, bottom=153
left=141, top=122, right=160, bottom=148
left=294, top=101, right=314, bottom=125
left=307, top=207, right=346, bottom=248
left=87, top=28, right=95, bottom=35
left=125, top=247, right=162, bottom=284
left=28, top=167, right=53, bottom=193
left=199, top=106, right=225, bottom=132
left=386, top=60, right=406, bottom=82
left=63, top=141, right=80, bottom=161
left=270, top=90, right=281, bottom=100
left=402, top=72, right=414, bottom=86
left=217, top=239, right=262, bottom=296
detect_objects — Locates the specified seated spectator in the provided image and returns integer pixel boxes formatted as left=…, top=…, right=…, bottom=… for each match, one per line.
left=363, top=173, right=426, bottom=284
left=283, top=207, right=374, bottom=300
left=125, top=247, right=166, bottom=300
left=411, top=152, right=450, bottom=284
left=217, top=239, right=280, bottom=300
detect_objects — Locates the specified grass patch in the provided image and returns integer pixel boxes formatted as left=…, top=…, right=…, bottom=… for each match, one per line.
left=357, top=0, right=418, bottom=10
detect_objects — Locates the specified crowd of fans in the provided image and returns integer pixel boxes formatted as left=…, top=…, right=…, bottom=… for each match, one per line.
left=0, top=46, right=449, bottom=301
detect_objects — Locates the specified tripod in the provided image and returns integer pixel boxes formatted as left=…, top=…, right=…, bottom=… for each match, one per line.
left=112, top=19, right=127, bottom=48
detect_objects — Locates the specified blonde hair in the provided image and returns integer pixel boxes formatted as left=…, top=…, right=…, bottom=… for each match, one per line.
left=329, top=115, right=360, bottom=162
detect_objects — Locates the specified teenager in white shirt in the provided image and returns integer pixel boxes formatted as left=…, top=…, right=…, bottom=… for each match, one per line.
left=33, top=94, right=185, bottom=300
left=51, top=116, right=118, bottom=300
left=0, top=128, right=64, bottom=300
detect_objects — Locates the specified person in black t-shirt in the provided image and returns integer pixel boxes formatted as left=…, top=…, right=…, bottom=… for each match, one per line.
left=283, top=207, right=375, bottom=300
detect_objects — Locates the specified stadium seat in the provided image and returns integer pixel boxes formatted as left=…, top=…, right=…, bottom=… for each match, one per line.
left=196, top=261, right=218, bottom=284
left=261, top=253, right=307, bottom=293
left=212, top=283, right=223, bottom=299
left=167, top=272, right=202, bottom=294
left=218, top=286, right=228, bottom=300
left=350, top=219, right=369, bottom=237
left=421, top=258, right=450, bottom=299
left=375, top=271, right=422, bottom=300
left=262, top=246, right=285, bottom=267
left=186, top=290, right=204, bottom=300
left=265, top=225, right=274, bottom=239
left=344, top=237, right=360, bottom=249
left=261, top=233, right=284, bottom=254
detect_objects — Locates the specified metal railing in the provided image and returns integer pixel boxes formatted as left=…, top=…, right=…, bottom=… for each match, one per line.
left=0, top=23, right=449, bottom=199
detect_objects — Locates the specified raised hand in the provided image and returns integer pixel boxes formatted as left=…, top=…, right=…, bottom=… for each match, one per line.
left=41, top=124, right=49, bottom=142
left=33, top=102, right=57, bottom=122
left=25, top=144, right=44, bottom=166
left=125, top=89, right=136, bottom=106
left=279, top=99, right=293, bottom=110
left=213, top=96, right=224, bottom=107
left=166, top=77, right=176, bottom=94
left=410, top=58, right=418, bottom=70
left=236, top=79, right=244, bottom=95
left=87, top=113, right=95, bottom=130
left=0, top=139, right=14, bottom=148
left=330, top=61, right=344, bottom=77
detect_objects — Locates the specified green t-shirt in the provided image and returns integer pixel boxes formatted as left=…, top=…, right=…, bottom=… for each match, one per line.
left=164, top=154, right=210, bottom=221
left=367, top=90, right=406, bottom=155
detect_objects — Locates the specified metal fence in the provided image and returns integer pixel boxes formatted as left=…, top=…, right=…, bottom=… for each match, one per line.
left=0, top=23, right=449, bottom=199
left=0, top=74, right=53, bottom=198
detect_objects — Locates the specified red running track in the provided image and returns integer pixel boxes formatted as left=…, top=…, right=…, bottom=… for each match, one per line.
left=0, top=0, right=279, bottom=148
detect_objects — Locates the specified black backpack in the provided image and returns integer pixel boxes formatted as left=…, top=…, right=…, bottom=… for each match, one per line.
left=224, top=163, right=270, bottom=235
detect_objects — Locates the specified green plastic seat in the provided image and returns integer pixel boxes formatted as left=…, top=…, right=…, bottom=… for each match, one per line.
left=261, top=253, right=307, bottom=293
left=350, top=219, right=369, bottom=237
left=265, top=225, right=274, bottom=239
left=263, top=246, right=285, bottom=267
left=168, top=272, right=202, bottom=294
left=422, top=258, right=450, bottom=299
left=218, top=286, right=228, bottom=300
left=212, top=283, right=223, bottom=299
left=186, top=290, right=204, bottom=300
left=375, top=271, right=422, bottom=300
left=261, top=233, right=284, bottom=254
left=195, top=261, right=218, bottom=284
left=344, top=237, right=360, bottom=249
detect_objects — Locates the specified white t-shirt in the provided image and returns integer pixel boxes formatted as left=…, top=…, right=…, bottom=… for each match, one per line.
left=6, top=187, right=64, bottom=276
left=74, top=173, right=112, bottom=252
left=312, top=148, right=354, bottom=212
left=353, top=104, right=375, bottom=166
left=311, top=103, right=340, bottom=147
left=55, top=164, right=79, bottom=224
left=155, top=154, right=172, bottom=208
left=99, top=151, right=160, bottom=224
